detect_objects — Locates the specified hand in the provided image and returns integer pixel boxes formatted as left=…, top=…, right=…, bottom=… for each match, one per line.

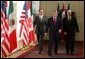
left=33, top=28, right=36, bottom=33
left=33, top=27, right=36, bottom=31
left=64, top=32, right=67, bottom=35
left=58, top=29, right=62, bottom=33
left=45, top=33, right=47, bottom=36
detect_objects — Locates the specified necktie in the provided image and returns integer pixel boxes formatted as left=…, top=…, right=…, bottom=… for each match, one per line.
left=70, top=16, right=71, bottom=20
left=68, top=16, right=70, bottom=21
left=53, top=18, right=56, bottom=25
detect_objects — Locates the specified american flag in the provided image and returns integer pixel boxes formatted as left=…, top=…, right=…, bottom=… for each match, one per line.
left=19, top=1, right=30, bottom=46
left=1, top=1, right=10, bottom=57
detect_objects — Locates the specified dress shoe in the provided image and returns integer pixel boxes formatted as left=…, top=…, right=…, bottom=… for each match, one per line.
left=48, top=52, right=52, bottom=56
left=66, top=52, right=69, bottom=55
left=70, top=52, right=74, bottom=55
left=54, top=52, right=58, bottom=55
left=39, top=51, right=41, bottom=54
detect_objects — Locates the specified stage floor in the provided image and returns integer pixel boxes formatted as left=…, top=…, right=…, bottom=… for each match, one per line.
left=17, top=41, right=84, bottom=58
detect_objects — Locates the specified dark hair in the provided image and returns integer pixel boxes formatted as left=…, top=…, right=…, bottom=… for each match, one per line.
left=39, top=8, right=43, bottom=12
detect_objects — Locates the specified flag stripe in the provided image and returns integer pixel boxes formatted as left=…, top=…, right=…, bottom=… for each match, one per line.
left=3, top=41, right=9, bottom=53
left=1, top=12, right=9, bottom=31
left=2, top=44, right=9, bottom=55
left=2, top=23, right=10, bottom=48
left=23, top=32, right=28, bottom=45
left=1, top=34, right=4, bottom=43
left=20, top=16, right=25, bottom=18
left=1, top=1, right=10, bottom=57
left=24, top=25, right=29, bottom=44
left=22, top=32, right=28, bottom=45
left=2, top=47, right=7, bottom=57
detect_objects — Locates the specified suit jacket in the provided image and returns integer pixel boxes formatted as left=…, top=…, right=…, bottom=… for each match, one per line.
left=46, top=17, right=61, bottom=37
left=63, top=16, right=79, bottom=35
left=33, top=15, right=46, bottom=35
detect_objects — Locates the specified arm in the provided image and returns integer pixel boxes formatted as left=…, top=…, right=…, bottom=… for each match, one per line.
left=63, top=17, right=67, bottom=35
left=75, top=17, right=79, bottom=32
left=58, top=18, right=62, bottom=33
left=45, top=18, right=50, bottom=33
left=33, top=16, right=38, bottom=32
left=33, top=16, right=37, bottom=28
left=43, top=16, right=47, bottom=32
left=63, top=18, right=67, bottom=32
left=59, top=18, right=63, bottom=29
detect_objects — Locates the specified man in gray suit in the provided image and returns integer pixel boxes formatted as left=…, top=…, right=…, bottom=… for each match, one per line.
left=33, top=8, right=46, bottom=54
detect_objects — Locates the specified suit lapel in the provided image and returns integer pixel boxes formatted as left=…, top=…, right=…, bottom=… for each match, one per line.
left=52, top=17, right=54, bottom=25
left=38, top=16, right=41, bottom=22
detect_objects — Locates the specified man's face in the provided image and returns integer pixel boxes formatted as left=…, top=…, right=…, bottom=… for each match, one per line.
left=62, top=14, right=65, bottom=18
left=52, top=11, right=57, bottom=17
left=62, top=11, right=65, bottom=18
left=39, top=9, right=43, bottom=15
left=67, top=12, right=71, bottom=16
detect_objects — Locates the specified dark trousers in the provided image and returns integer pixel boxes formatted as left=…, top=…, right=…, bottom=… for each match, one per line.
left=48, top=33, right=59, bottom=54
left=65, top=32, right=75, bottom=54
left=37, top=33, right=44, bottom=52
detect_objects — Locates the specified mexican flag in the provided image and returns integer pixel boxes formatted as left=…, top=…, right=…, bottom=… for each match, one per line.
left=8, top=1, right=17, bottom=52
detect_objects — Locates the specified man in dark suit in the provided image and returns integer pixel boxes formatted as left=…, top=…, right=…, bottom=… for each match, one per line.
left=33, top=8, right=46, bottom=54
left=63, top=10, right=79, bottom=55
left=45, top=10, right=62, bottom=56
